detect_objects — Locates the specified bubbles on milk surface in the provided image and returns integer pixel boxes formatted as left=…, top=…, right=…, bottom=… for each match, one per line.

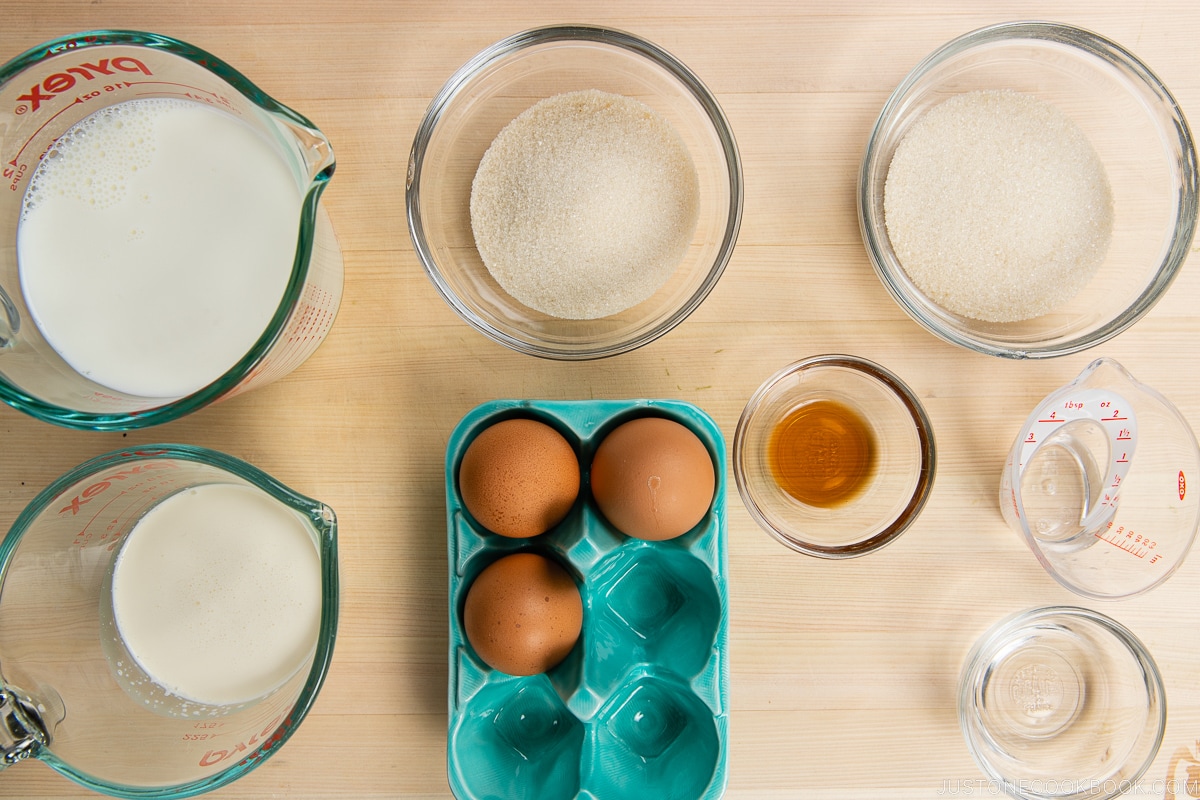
left=22, top=99, right=174, bottom=215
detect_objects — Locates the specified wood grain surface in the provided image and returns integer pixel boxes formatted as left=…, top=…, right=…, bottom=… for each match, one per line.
left=1, top=2, right=1198, bottom=798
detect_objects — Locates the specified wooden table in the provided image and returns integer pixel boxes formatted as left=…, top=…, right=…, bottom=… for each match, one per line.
left=2, top=2, right=1198, bottom=798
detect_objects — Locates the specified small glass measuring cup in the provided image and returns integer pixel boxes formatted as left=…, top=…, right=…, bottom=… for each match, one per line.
left=0, top=31, right=343, bottom=429
left=1000, top=357, right=1200, bottom=599
left=0, top=445, right=339, bottom=797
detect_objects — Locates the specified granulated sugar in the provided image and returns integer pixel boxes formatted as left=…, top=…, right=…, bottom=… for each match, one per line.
left=470, top=89, right=699, bottom=320
left=884, top=89, right=1114, bottom=323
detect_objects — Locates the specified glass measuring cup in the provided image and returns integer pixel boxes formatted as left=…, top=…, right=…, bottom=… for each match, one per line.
left=0, top=445, right=339, bottom=797
left=0, top=31, right=343, bottom=430
left=1000, top=357, right=1200, bottom=599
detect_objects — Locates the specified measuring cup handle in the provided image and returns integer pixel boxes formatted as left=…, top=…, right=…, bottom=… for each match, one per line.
left=0, top=687, right=47, bottom=767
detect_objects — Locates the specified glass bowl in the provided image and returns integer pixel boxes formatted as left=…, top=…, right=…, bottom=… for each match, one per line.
left=406, top=25, right=742, bottom=360
left=858, top=21, right=1198, bottom=359
left=958, top=607, right=1166, bottom=800
left=732, top=355, right=936, bottom=558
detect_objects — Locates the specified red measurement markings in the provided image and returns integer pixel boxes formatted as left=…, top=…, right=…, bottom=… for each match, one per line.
left=1094, top=526, right=1160, bottom=563
left=69, top=471, right=177, bottom=550
left=71, top=485, right=130, bottom=549
left=129, top=82, right=236, bottom=110
left=70, top=487, right=149, bottom=550
left=1095, top=530, right=1148, bottom=558
left=11, top=96, right=85, bottom=167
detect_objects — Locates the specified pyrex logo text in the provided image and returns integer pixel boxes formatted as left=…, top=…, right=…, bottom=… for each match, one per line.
left=16, top=57, right=152, bottom=113
left=200, top=714, right=288, bottom=768
left=56, top=461, right=175, bottom=516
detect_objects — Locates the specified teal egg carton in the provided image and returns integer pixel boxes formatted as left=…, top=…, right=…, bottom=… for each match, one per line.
left=446, top=399, right=729, bottom=800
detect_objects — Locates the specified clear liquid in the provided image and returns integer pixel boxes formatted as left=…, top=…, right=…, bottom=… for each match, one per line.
left=1019, top=419, right=1109, bottom=548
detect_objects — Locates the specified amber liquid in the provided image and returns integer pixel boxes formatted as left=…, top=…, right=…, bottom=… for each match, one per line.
left=768, top=400, right=876, bottom=508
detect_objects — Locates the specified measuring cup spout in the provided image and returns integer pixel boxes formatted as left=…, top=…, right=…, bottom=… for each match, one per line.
left=0, top=686, right=48, bottom=768
left=1074, top=356, right=1139, bottom=394
left=276, top=116, right=336, bottom=186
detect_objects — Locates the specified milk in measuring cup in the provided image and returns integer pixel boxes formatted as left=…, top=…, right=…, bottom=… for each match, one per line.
left=16, top=98, right=301, bottom=398
left=110, top=483, right=322, bottom=707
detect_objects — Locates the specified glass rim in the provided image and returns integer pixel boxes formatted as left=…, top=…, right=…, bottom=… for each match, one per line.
left=406, top=23, right=744, bottom=360
left=0, top=443, right=340, bottom=799
left=857, top=20, right=1199, bottom=359
left=733, top=354, right=937, bottom=558
left=0, top=30, right=335, bottom=429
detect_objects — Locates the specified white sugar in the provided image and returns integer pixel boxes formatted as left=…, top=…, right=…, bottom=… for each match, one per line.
left=884, top=89, right=1114, bottom=323
left=470, top=89, right=700, bottom=320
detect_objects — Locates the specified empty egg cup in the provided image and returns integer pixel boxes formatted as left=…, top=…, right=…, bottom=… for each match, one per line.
left=733, top=355, right=936, bottom=558
left=958, top=606, right=1166, bottom=800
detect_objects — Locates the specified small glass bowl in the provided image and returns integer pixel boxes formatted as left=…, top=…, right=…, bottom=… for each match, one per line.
left=407, top=25, right=743, bottom=360
left=858, top=21, right=1198, bottom=359
left=732, top=355, right=936, bottom=558
left=958, top=607, right=1166, bottom=800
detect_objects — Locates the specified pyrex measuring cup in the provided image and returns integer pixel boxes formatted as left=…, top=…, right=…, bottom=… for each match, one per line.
left=1000, top=358, right=1200, bottom=599
left=0, top=31, right=343, bottom=430
left=0, top=445, right=339, bottom=797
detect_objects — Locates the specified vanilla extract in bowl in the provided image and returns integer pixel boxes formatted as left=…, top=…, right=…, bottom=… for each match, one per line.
left=734, top=355, right=935, bottom=558
left=768, top=399, right=878, bottom=509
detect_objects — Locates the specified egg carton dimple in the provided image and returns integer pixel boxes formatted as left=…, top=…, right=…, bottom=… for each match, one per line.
left=446, top=399, right=729, bottom=800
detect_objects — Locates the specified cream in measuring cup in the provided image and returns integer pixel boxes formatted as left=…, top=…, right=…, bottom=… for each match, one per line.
left=0, top=31, right=343, bottom=429
left=0, top=445, right=339, bottom=796
left=109, top=483, right=322, bottom=709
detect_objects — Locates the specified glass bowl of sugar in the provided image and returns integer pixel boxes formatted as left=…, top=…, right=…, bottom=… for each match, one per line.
left=859, top=21, right=1198, bottom=359
left=407, top=25, right=742, bottom=360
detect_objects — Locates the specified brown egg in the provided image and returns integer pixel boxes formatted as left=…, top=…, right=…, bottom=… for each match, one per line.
left=590, top=416, right=715, bottom=540
left=463, top=552, right=583, bottom=675
left=458, top=418, right=580, bottom=538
